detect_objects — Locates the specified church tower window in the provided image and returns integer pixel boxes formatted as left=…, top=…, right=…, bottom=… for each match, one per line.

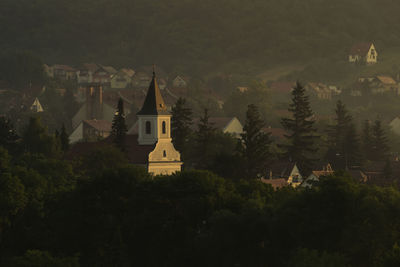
left=162, top=121, right=166, bottom=134
left=146, top=121, right=151, bottom=134
left=163, top=150, right=167, bottom=157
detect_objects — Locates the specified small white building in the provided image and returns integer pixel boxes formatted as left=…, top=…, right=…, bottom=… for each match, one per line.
left=30, top=97, right=44, bottom=112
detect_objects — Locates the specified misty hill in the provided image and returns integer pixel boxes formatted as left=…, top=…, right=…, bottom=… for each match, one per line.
left=2, top=0, right=400, bottom=75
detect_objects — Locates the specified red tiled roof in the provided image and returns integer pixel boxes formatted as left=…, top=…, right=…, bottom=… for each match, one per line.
left=349, top=42, right=373, bottom=56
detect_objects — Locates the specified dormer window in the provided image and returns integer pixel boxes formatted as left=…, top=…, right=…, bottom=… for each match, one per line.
left=162, top=121, right=166, bottom=134
left=145, top=121, right=151, bottom=134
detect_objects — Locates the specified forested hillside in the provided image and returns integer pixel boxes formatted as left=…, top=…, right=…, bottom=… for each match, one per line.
left=2, top=0, right=400, bottom=74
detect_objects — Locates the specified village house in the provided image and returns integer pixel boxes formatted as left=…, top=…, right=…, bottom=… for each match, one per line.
left=69, top=119, right=112, bottom=143
left=306, top=83, right=333, bottom=100
left=390, top=116, right=400, bottom=136
left=77, top=63, right=99, bottom=85
left=52, top=65, right=77, bottom=80
left=370, top=75, right=399, bottom=94
left=301, top=163, right=334, bottom=188
left=172, top=75, right=189, bottom=88
left=111, top=70, right=133, bottom=89
left=349, top=42, right=378, bottom=64
left=132, top=71, right=152, bottom=89
left=30, top=97, right=44, bottom=113
left=266, top=162, right=303, bottom=188
left=71, top=83, right=131, bottom=129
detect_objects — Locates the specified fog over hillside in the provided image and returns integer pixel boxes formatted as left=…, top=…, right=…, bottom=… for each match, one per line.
left=2, top=0, right=400, bottom=74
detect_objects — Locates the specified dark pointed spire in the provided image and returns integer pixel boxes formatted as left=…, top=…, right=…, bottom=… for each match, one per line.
left=137, top=69, right=168, bottom=115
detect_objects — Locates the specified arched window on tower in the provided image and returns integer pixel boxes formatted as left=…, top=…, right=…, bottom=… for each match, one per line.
left=162, top=121, right=166, bottom=134
left=163, top=150, right=167, bottom=157
left=145, top=121, right=151, bottom=134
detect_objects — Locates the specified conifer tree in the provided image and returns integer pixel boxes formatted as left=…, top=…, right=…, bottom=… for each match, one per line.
left=0, top=117, right=19, bottom=153
left=371, top=119, right=389, bottom=161
left=362, top=120, right=373, bottom=160
left=60, top=123, right=69, bottom=152
left=22, top=117, right=60, bottom=156
left=326, top=100, right=359, bottom=168
left=281, top=82, right=318, bottom=174
left=171, top=97, right=193, bottom=155
left=239, top=104, right=271, bottom=179
left=195, top=108, right=215, bottom=168
left=111, top=98, right=128, bottom=151
left=343, top=123, right=361, bottom=168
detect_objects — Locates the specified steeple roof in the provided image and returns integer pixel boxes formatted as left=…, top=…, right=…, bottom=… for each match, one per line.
left=137, top=71, right=169, bottom=115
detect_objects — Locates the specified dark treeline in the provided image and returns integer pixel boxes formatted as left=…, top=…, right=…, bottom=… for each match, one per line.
left=0, top=85, right=399, bottom=266
left=2, top=0, right=400, bottom=74
left=1, top=144, right=400, bottom=266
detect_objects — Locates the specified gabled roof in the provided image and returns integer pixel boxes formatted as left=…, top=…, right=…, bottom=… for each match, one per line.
left=349, top=42, right=373, bottom=56
left=30, top=97, right=44, bottom=112
left=121, top=68, right=135, bottom=77
left=375, top=75, right=396, bottom=85
left=102, top=65, right=118, bottom=75
left=83, top=119, right=112, bottom=132
left=137, top=72, right=169, bottom=115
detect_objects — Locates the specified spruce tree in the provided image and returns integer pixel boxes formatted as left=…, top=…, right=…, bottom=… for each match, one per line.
left=281, top=82, right=318, bottom=174
left=362, top=120, right=373, bottom=160
left=0, top=117, right=19, bottom=153
left=343, top=123, right=361, bottom=168
left=371, top=119, right=389, bottom=161
left=195, top=108, right=215, bottom=168
left=111, top=98, right=128, bottom=151
left=60, top=123, right=69, bottom=152
left=171, top=97, right=193, bottom=156
left=326, top=100, right=359, bottom=168
left=239, top=104, right=271, bottom=179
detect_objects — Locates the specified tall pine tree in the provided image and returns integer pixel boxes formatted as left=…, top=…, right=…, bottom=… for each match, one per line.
left=111, top=98, right=128, bottom=151
left=59, top=123, right=69, bottom=152
left=371, top=119, right=389, bottom=161
left=326, top=100, right=359, bottom=169
left=171, top=97, right=193, bottom=157
left=195, top=108, right=215, bottom=169
left=239, top=104, right=271, bottom=179
left=362, top=120, right=373, bottom=161
left=281, top=82, right=318, bottom=174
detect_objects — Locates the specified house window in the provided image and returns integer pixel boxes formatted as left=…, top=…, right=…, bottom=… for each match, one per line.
left=145, top=121, right=151, bottom=134
left=162, top=121, right=166, bottom=134
left=163, top=150, right=167, bottom=157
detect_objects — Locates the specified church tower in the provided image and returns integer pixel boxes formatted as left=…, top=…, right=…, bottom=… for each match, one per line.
left=137, top=70, right=182, bottom=175
left=137, top=71, right=171, bottom=145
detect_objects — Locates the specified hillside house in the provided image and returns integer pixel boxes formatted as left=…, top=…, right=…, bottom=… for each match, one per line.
left=30, top=97, right=44, bottom=112
left=302, top=163, right=334, bottom=188
left=349, top=43, right=378, bottom=64
left=77, top=63, right=99, bottom=85
left=266, top=162, right=303, bottom=188
left=371, top=75, right=399, bottom=94
left=52, top=65, right=77, bottom=80
left=111, top=70, right=132, bottom=89
left=306, top=83, right=332, bottom=100
left=172, top=76, right=189, bottom=88
left=69, top=119, right=112, bottom=143
left=71, top=83, right=131, bottom=129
